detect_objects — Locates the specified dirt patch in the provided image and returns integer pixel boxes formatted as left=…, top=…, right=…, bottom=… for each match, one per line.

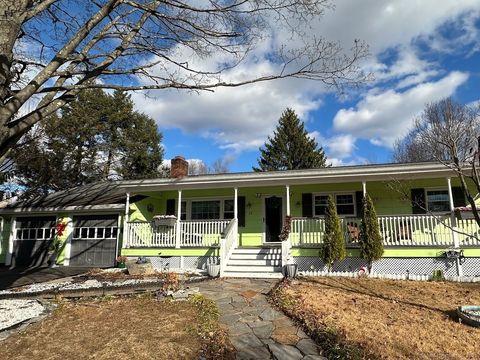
left=272, top=277, right=480, bottom=360
left=1, top=297, right=201, bottom=360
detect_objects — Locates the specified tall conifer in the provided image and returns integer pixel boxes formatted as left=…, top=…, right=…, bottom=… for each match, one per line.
left=359, top=194, right=384, bottom=272
left=320, top=195, right=346, bottom=271
left=254, top=108, right=327, bottom=171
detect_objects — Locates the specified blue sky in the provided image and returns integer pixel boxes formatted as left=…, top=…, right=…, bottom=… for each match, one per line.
left=130, top=1, right=480, bottom=172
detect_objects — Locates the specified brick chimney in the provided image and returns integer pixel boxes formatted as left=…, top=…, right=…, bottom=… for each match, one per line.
left=170, top=156, right=189, bottom=178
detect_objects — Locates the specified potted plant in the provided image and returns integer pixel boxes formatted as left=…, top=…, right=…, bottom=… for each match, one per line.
left=207, top=260, right=220, bottom=277
left=117, top=255, right=128, bottom=268
left=285, top=263, right=298, bottom=278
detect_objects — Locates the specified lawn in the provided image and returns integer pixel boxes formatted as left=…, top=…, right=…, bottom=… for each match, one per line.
left=1, top=296, right=223, bottom=360
left=271, top=277, right=480, bottom=360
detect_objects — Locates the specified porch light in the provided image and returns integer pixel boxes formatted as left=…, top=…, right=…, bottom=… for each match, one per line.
left=255, top=193, right=262, bottom=198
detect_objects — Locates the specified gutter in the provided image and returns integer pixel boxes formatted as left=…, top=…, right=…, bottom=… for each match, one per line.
left=0, top=204, right=125, bottom=215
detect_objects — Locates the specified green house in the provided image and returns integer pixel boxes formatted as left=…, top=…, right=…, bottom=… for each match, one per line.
left=1, top=157, right=479, bottom=278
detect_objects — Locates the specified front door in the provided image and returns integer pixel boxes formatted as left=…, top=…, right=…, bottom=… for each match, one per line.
left=265, top=196, right=283, bottom=242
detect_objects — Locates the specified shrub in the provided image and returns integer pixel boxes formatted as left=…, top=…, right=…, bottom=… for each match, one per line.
left=359, top=194, right=384, bottom=272
left=320, top=195, right=346, bottom=271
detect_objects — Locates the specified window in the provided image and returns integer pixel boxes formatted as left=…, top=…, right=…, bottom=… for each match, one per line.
left=191, top=200, right=221, bottom=220
left=181, top=201, right=187, bottom=220
left=336, top=194, right=355, bottom=215
left=313, top=193, right=355, bottom=216
left=426, top=189, right=450, bottom=212
left=314, top=195, right=329, bottom=216
left=223, top=200, right=234, bottom=219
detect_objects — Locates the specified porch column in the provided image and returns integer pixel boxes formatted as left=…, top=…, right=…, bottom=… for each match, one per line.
left=175, top=190, right=182, bottom=248
left=5, top=217, right=15, bottom=266
left=123, top=192, right=130, bottom=248
left=447, top=178, right=460, bottom=246
left=447, top=177, right=462, bottom=276
left=362, top=181, right=367, bottom=196
left=286, top=185, right=291, bottom=216
left=234, top=187, right=238, bottom=219
left=447, top=178, right=455, bottom=211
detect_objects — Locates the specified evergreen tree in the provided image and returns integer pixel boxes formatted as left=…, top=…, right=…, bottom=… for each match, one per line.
left=359, top=194, right=384, bottom=272
left=12, top=90, right=164, bottom=195
left=253, top=108, right=327, bottom=171
left=320, top=195, right=346, bottom=271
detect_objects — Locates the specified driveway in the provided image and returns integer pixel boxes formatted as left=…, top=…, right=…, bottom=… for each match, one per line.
left=0, top=266, right=88, bottom=290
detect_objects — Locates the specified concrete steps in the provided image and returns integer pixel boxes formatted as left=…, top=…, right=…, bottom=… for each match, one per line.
left=223, top=247, right=284, bottom=278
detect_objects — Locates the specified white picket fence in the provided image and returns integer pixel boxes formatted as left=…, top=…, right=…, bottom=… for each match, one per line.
left=289, top=215, right=480, bottom=247
left=125, top=219, right=230, bottom=247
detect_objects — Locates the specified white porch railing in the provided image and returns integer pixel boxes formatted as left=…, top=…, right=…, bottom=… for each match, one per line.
left=125, top=219, right=230, bottom=248
left=289, top=215, right=480, bottom=247
left=219, top=218, right=238, bottom=277
left=180, top=220, right=230, bottom=247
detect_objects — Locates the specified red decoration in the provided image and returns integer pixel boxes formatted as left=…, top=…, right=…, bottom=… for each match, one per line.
left=56, top=223, right=67, bottom=237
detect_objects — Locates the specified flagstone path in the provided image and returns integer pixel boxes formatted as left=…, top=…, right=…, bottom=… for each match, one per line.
left=198, top=278, right=327, bottom=360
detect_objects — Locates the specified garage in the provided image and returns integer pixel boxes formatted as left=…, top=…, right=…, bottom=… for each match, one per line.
left=69, top=215, right=119, bottom=267
left=12, top=216, right=57, bottom=267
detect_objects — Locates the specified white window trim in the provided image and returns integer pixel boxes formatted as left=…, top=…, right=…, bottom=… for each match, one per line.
left=425, top=187, right=450, bottom=214
left=181, top=196, right=235, bottom=220
left=312, top=192, right=357, bottom=217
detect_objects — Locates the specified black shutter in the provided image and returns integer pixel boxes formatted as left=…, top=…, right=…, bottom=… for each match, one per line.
left=355, top=191, right=364, bottom=218
left=238, top=196, right=246, bottom=227
left=411, top=188, right=426, bottom=214
left=302, top=193, right=313, bottom=217
left=452, top=187, right=466, bottom=207
left=166, top=199, right=176, bottom=215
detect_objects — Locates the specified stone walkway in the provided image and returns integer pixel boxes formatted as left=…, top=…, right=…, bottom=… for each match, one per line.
left=198, top=278, right=326, bottom=360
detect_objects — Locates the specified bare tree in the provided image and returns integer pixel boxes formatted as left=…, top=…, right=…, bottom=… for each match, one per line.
left=188, top=159, right=209, bottom=175
left=210, top=157, right=231, bottom=174
left=0, top=0, right=369, bottom=160
left=393, top=98, right=480, bottom=225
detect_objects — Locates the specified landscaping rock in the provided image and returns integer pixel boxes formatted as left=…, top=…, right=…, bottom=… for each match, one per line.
left=259, top=307, right=283, bottom=321
left=231, top=333, right=264, bottom=350
left=236, top=346, right=271, bottom=360
left=296, top=338, right=319, bottom=355
left=251, top=323, right=274, bottom=339
left=268, top=343, right=303, bottom=360
left=303, top=356, right=328, bottom=360
left=126, top=261, right=155, bottom=275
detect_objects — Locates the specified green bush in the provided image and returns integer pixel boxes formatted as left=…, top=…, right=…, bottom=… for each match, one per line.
left=359, top=194, right=384, bottom=272
left=320, top=195, right=346, bottom=271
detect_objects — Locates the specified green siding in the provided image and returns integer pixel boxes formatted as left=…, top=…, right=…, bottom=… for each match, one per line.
left=127, top=177, right=477, bottom=248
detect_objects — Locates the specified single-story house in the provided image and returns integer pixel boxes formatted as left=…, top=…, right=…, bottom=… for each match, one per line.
left=1, top=157, right=479, bottom=278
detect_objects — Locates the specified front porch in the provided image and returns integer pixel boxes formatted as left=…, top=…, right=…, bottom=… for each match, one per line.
left=124, top=214, right=480, bottom=249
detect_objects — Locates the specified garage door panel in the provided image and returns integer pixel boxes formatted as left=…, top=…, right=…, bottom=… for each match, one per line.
left=13, top=216, right=56, bottom=268
left=70, top=215, right=118, bottom=268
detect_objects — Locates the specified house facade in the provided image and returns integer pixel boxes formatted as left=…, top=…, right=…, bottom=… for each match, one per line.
left=1, top=158, right=480, bottom=278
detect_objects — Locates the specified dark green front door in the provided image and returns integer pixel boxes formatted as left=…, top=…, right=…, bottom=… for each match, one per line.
left=265, top=196, right=282, bottom=242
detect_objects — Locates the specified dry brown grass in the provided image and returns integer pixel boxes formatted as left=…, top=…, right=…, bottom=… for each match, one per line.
left=1, top=297, right=202, bottom=360
left=276, top=277, right=480, bottom=360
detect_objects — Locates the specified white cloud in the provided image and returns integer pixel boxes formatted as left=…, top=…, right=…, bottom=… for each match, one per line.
left=309, top=131, right=357, bottom=164
left=131, top=1, right=480, bottom=159
left=132, top=68, right=322, bottom=152
left=333, top=71, right=469, bottom=147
